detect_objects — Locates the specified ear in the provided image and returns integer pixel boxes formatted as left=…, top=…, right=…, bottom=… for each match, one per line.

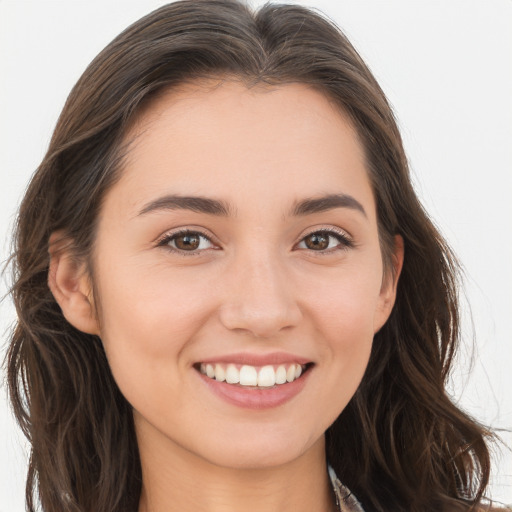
left=48, top=232, right=100, bottom=335
left=373, top=234, right=404, bottom=333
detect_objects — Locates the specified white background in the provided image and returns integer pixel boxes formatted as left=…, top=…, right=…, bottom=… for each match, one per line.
left=1, top=1, right=511, bottom=509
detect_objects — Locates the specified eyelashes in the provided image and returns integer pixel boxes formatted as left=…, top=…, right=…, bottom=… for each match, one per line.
left=156, top=227, right=354, bottom=257
left=159, top=229, right=215, bottom=253
left=296, top=228, right=354, bottom=253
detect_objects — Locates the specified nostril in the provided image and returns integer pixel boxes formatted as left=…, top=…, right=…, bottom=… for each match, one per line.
left=218, top=306, right=303, bottom=339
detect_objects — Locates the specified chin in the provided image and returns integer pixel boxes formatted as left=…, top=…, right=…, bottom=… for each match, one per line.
left=191, top=429, right=324, bottom=470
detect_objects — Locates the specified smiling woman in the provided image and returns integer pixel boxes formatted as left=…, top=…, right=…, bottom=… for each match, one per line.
left=3, top=1, right=506, bottom=512
left=66, top=80, right=400, bottom=483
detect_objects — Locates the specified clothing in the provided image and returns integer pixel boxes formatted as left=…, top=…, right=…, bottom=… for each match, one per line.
left=328, top=465, right=365, bottom=512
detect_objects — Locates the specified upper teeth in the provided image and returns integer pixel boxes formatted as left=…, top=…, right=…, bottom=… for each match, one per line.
left=199, top=363, right=304, bottom=387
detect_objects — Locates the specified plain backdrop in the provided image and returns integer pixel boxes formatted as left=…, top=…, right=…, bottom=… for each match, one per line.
left=1, top=0, right=511, bottom=509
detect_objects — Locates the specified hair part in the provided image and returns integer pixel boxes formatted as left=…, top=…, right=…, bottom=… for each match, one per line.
left=5, top=1, right=493, bottom=511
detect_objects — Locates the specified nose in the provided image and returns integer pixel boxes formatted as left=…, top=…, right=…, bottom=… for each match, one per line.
left=218, top=252, right=303, bottom=338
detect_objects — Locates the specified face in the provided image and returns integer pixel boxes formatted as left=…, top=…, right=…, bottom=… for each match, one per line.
left=83, top=80, right=400, bottom=469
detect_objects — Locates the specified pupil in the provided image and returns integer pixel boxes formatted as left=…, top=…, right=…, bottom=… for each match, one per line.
left=176, top=234, right=199, bottom=250
left=306, top=233, right=328, bottom=250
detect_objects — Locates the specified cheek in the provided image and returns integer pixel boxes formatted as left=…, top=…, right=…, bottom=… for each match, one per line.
left=91, top=263, right=217, bottom=411
left=93, top=265, right=212, bottom=412
left=96, top=261, right=214, bottom=352
left=320, top=288, right=376, bottom=372
left=292, top=278, right=378, bottom=433
left=302, top=261, right=383, bottom=334
left=300, top=263, right=381, bottom=386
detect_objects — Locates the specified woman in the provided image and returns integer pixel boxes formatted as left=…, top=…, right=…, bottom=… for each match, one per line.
left=4, top=1, right=505, bottom=511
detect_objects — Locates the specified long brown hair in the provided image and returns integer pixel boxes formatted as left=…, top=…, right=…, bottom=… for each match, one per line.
left=5, top=1, right=494, bottom=511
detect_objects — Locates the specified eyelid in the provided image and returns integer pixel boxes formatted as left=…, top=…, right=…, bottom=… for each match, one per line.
left=155, top=224, right=355, bottom=256
left=294, top=225, right=355, bottom=253
left=155, top=227, right=219, bottom=254
left=299, top=225, right=353, bottom=240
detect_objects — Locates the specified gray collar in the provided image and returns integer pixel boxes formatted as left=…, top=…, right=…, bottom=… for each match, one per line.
left=328, top=465, right=365, bottom=512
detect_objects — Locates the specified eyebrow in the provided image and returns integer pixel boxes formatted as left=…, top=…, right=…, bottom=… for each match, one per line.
left=138, top=193, right=366, bottom=218
left=138, top=195, right=232, bottom=216
left=291, top=193, right=367, bottom=217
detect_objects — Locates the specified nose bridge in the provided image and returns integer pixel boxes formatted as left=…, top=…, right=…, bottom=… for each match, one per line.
left=219, top=243, right=302, bottom=338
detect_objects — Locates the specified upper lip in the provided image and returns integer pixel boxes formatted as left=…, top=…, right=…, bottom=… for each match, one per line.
left=196, top=352, right=312, bottom=366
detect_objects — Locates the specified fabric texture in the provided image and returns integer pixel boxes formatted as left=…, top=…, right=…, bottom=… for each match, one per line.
left=328, top=465, right=365, bottom=512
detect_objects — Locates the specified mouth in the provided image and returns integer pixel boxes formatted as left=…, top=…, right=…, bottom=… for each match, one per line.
left=195, top=362, right=313, bottom=389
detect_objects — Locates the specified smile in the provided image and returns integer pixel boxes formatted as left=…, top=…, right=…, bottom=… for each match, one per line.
left=198, top=362, right=308, bottom=388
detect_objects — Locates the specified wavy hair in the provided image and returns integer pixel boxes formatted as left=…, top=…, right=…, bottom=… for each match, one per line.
left=5, top=1, right=494, bottom=511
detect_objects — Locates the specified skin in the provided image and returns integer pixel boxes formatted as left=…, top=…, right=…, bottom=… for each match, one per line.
left=49, top=79, right=403, bottom=512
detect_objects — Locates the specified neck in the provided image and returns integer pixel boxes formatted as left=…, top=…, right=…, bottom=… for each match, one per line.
left=136, top=418, right=335, bottom=512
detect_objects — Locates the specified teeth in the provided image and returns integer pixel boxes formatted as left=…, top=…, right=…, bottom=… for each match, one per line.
left=214, top=364, right=225, bottom=382
left=199, top=362, right=306, bottom=387
left=258, top=365, right=276, bottom=387
left=226, top=364, right=240, bottom=384
left=275, top=365, right=287, bottom=385
left=240, top=365, right=258, bottom=386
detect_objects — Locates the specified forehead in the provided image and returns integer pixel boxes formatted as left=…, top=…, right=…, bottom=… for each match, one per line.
left=124, top=78, right=364, bottom=163
left=111, top=79, right=374, bottom=221
left=131, top=78, right=348, bottom=125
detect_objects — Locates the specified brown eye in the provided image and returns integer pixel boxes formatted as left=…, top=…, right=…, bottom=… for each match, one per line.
left=174, top=233, right=201, bottom=250
left=297, top=229, right=353, bottom=253
left=303, top=232, right=330, bottom=250
left=160, top=231, right=214, bottom=253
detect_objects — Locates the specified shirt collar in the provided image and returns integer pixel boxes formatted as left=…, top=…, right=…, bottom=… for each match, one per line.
left=328, top=465, right=365, bottom=512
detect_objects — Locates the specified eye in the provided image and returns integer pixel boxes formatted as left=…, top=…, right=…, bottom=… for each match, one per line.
left=296, top=229, right=353, bottom=253
left=158, top=230, right=215, bottom=253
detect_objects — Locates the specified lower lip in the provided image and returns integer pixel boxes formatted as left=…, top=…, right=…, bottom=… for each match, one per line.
left=197, top=368, right=311, bottom=410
